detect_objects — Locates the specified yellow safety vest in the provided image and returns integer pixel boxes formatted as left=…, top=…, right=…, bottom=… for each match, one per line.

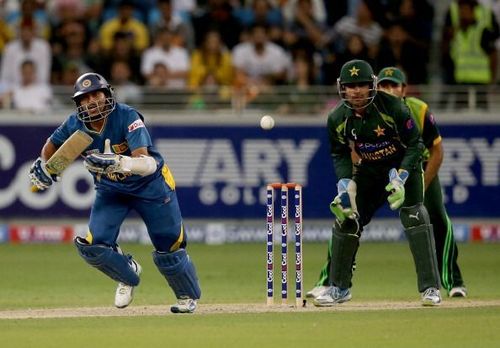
left=451, top=24, right=491, bottom=83
left=449, top=1, right=492, bottom=83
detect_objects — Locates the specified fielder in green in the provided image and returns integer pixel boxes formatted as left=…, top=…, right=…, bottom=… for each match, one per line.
left=308, top=66, right=467, bottom=300
left=313, top=59, right=442, bottom=307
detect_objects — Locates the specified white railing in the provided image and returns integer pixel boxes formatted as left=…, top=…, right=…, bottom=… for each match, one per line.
left=3, top=84, right=500, bottom=119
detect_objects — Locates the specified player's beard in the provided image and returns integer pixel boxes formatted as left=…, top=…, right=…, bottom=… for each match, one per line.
left=85, top=100, right=107, bottom=117
left=347, top=94, right=370, bottom=109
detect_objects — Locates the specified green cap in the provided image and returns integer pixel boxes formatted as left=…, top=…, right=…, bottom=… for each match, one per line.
left=338, top=59, right=375, bottom=85
left=377, top=67, right=407, bottom=85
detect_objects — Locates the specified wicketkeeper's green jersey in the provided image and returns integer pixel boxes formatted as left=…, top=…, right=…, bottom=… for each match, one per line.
left=327, top=91, right=425, bottom=180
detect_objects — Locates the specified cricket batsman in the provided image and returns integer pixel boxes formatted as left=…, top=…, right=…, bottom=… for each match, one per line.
left=29, top=72, right=201, bottom=313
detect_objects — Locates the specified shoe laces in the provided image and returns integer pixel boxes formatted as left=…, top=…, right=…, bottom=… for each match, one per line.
left=423, top=287, right=439, bottom=297
left=178, top=297, right=193, bottom=304
left=117, top=283, right=130, bottom=294
left=333, top=287, right=349, bottom=298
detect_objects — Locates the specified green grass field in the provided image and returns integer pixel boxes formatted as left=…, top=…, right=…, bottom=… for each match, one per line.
left=0, top=242, right=499, bottom=348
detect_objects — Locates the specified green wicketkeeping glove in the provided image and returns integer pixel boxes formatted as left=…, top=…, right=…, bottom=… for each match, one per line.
left=330, top=178, right=358, bottom=222
left=385, top=168, right=409, bottom=210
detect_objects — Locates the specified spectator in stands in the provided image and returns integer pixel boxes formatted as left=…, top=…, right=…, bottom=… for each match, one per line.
left=234, top=0, right=284, bottom=45
left=322, top=0, right=383, bottom=60
left=281, top=0, right=327, bottom=25
left=51, top=20, right=94, bottom=84
left=442, top=0, right=498, bottom=109
left=191, top=0, right=243, bottom=49
left=9, top=59, right=52, bottom=113
left=145, top=62, right=170, bottom=88
left=148, top=0, right=195, bottom=51
left=0, top=16, right=14, bottom=53
left=100, top=0, right=156, bottom=24
left=97, top=31, right=142, bottom=84
left=141, top=27, right=190, bottom=89
left=59, top=60, right=81, bottom=86
left=234, top=0, right=283, bottom=28
left=323, top=0, right=347, bottom=26
left=0, top=21, right=51, bottom=88
left=232, top=23, right=290, bottom=87
left=48, top=0, right=89, bottom=58
left=170, top=0, right=196, bottom=18
left=372, top=0, right=433, bottom=85
left=322, top=33, right=373, bottom=85
left=6, top=0, right=50, bottom=39
left=110, top=60, right=143, bottom=104
left=398, top=0, right=434, bottom=53
left=47, top=0, right=85, bottom=25
left=277, top=54, right=321, bottom=115
left=83, top=0, right=104, bottom=38
left=189, top=29, right=233, bottom=89
left=375, top=20, right=429, bottom=85
left=441, top=0, right=499, bottom=85
left=282, top=0, right=326, bottom=59
left=99, top=0, right=149, bottom=53
left=232, top=23, right=291, bottom=110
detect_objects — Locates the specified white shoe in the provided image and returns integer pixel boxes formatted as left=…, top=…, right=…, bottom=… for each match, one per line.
left=449, top=286, right=467, bottom=298
left=114, top=260, right=142, bottom=308
left=306, top=286, right=330, bottom=299
left=170, top=297, right=197, bottom=313
left=421, top=287, right=441, bottom=306
left=313, top=286, right=351, bottom=307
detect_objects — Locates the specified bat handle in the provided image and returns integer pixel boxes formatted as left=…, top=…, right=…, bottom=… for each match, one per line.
left=31, top=185, right=39, bottom=192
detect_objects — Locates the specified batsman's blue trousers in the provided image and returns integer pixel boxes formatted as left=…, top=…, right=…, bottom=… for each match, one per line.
left=88, top=188, right=185, bottom=252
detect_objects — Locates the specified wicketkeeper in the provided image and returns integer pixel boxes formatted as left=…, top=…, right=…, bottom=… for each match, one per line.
left=308, top=67, right=467, bottom=299
left=313, top=60, right=442, bottom=307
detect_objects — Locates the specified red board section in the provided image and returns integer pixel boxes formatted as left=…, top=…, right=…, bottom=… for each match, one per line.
left=9, top=225, right=74, bottom=243
left=470, top=224, right=499, bottom=242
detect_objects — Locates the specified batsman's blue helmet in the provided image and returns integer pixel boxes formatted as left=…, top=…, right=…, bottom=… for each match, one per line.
left=72, top=72, right=116, bottom=122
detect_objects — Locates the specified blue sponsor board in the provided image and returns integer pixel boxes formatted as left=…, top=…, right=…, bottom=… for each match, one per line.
left=0, top=224, right=8, bottom=243
left=0, top=124, right=499, bottom=219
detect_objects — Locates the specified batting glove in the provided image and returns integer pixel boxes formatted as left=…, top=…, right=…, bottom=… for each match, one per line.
left=84, top=139, right=123, bottom=174
left=330, top=178, right=359, bottom=222
left=29, top=157, right=58, bottom=190
left=385, top=168, right=409, bottom=210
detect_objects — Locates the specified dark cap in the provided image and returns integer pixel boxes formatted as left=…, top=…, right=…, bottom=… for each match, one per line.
left=377, top=67, right=407, bottom=85
left=339, top=59, right=375, bottom=85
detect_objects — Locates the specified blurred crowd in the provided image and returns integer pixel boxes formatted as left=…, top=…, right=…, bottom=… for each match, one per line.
left=0, top=0, right=498, bottom=113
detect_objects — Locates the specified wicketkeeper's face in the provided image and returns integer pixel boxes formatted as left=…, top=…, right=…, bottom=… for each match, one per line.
left=343, top=83, right=371, bottom=108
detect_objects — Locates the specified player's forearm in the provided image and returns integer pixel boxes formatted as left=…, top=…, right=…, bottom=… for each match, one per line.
left=424, top=142, right=443, bottom=191
left=120, top=155, right=157, bottom=176
left=41, top=140, right=57, bottom=161
left=121, top=147, right=157, bottom=176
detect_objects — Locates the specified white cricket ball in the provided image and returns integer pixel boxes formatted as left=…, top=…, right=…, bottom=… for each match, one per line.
left=260, top=115, right=275, bottom=130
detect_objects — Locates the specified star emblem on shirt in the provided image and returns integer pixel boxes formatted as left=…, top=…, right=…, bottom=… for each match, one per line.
left=374, top=125, right=385, bottom=137
left=349, top=66, right=360, bottom=76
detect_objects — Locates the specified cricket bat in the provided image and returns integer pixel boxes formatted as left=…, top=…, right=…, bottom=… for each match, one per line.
left=31, top=130, right=93, bottom=192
